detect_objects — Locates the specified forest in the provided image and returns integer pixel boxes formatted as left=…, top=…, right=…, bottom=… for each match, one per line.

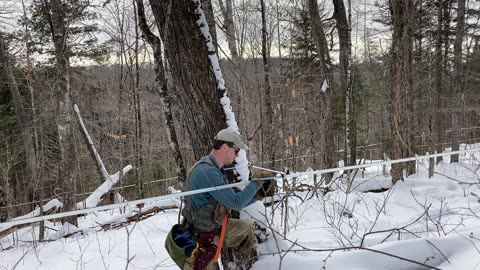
left=0, top=0, right=479, bottom=239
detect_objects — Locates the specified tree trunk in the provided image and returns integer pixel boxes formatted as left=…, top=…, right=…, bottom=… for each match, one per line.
left=260, top=0, right=275, bottom=169
left=333, top=0, right=356, bottom=168
left=451, top=0, right=465, bottom=163
left=390, top=0, right=414, bottom=184
left=308, top=0, right=335, bottom=183
left=148, top=0, right=226, bottom=159
left=218, top=0, right=239, bottom=61
left=20, top=0, right=44, bottom=239
left=137, top=0, right=187, bottom=185
left=132, top=0, right=144, bottom=198
left=430, top=0, right=444, bottom=177
left=47, top=0, right=77, bottom=226
left=405, top=1, right=416, bottom=176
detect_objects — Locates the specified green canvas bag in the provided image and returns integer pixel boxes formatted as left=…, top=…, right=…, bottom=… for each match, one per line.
left=165, top=224, right=189, bottom=268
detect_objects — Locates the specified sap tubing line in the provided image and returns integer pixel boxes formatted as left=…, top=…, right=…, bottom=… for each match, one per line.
left=0, top=148, right=479, bottom=228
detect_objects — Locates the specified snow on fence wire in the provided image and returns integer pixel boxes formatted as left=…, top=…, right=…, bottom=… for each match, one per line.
left=0, top=147, right=479, bottom=229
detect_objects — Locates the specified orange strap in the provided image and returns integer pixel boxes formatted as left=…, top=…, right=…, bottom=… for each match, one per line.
left=213, top=214, right=229, bottom=262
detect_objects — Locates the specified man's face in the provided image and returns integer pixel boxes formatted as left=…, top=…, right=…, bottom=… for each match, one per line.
left=225, top=142, right=240, bottom=165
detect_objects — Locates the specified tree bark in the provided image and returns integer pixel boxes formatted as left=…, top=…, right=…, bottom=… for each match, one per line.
left=137, top=0, right=187, bottom=185
left=333, top=0, right=357, bottom=168
left=390, top=0, right=414, bottom=184
left=451, top=0, right=465, bottom=163
left=430, top=0, right=444, bottom=176
left=148, top=0, right=226, bottom=159
left=260, top=0, right=275, bottom=169
left=308, top=0, right=335, bottom=183
left=132, top=0, right=144, bottom=198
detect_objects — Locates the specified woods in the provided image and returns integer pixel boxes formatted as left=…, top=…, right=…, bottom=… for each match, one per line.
left=1, top=0, right=479, bottom=230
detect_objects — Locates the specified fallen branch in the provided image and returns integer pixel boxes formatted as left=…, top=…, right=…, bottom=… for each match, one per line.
left=0, top=199, right=62, bottom=239
left=76, top=165, right=133, bottom=210
left=75, top=104, right=133, bottom=210
left=101, top=204, right=178, bottom=231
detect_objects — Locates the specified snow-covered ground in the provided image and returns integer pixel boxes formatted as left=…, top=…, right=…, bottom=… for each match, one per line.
left=1, top=147, right=480, bottom=270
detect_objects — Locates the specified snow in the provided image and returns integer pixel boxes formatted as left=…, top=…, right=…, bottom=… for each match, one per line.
left=321, top=79, right=329, bottom=92
left=1, top=146, right=480, bottom=269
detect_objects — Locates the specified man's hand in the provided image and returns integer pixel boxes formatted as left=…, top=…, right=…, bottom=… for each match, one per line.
left=250, top=169, right=277, bottom=201
left=256, top=180, right=276, bottom=200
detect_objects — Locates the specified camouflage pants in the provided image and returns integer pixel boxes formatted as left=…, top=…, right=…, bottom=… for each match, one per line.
left=183, top=219, right=258, bottom=270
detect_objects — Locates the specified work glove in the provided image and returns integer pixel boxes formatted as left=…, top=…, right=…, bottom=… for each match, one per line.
left=250, top=169, right=278, bottom=201
left=255, top=179, right=277, bottom=200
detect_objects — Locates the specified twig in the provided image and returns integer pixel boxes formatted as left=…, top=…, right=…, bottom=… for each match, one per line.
left=360, top=205, right=430, bottom=246
left=426, top=240, right=450, bottom=263
left=262, top=246, right=444, bottom=270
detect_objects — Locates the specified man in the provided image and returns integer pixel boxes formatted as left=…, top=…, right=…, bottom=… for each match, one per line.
left=182, top=128, right=261, bottom=270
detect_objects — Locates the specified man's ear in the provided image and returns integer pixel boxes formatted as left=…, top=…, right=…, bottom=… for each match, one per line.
left=221, top=143, right=228, bottom=151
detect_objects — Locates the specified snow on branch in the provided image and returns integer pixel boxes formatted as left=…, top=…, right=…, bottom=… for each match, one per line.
left=0, top=199, right=62, bottom=238
left=191, top=0, right=249, bottom=181
left=76, top=165, right=133, bottom=210
left=98, top=199, right=178, bottom=231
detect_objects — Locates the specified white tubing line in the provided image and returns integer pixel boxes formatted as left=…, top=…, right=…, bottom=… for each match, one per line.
left=251, top=165, right=284, bottom=174
left=0, top=181, right=249, bottom=229
left=285, top=148, right=480, bottom=179
left=1, top=147, right=479, bottom=229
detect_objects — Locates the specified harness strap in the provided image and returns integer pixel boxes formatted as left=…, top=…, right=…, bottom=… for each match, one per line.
left=213, top=214, right=229, bottom=263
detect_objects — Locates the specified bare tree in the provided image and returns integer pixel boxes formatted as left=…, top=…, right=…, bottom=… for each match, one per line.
left=451, top=0, right=466, bottom=163
left=218, top=0, right=239, bottom=62
left=429, top=0, right=444, bottom=177
left=308, top=0, right=336, bottom=183
left=131, top=0, right=144, bottom=198
left=260, top=0, right=276, bottom=169
left=45, top=0, right=78, bottom=225
left=333, top=0, right=356, bottom=169
left=389, top=0, right=415, bottom=184
left=0, top=35, right=37, bottom=218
